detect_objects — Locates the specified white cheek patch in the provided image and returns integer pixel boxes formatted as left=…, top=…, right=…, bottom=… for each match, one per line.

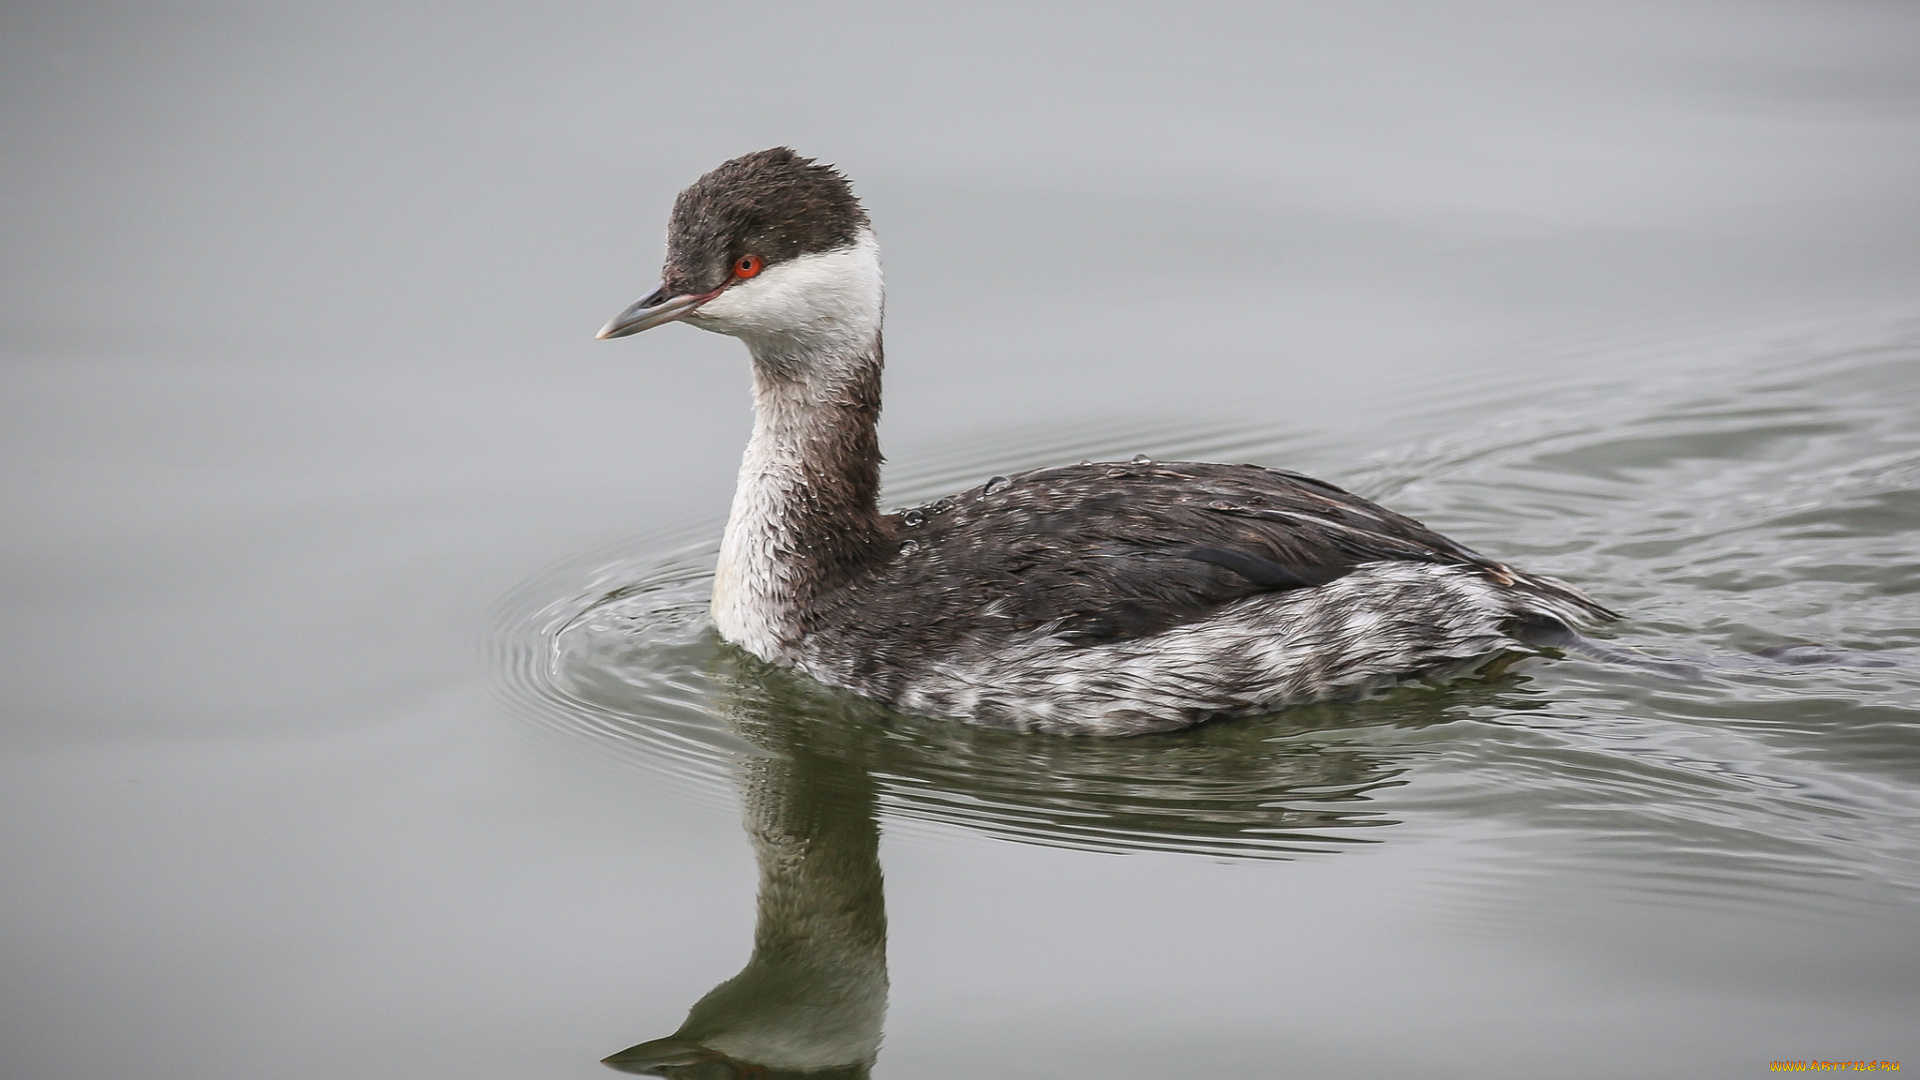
left=690, top=231, right=884, bottom=354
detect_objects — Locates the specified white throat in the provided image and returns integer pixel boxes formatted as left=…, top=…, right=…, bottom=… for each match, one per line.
left=687, top=230, right=883, bottom=359
left=704, top=231, right=887, bottom=661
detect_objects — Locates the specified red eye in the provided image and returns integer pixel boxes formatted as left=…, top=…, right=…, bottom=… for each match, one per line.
left=734, top=254, right=764, bottom=279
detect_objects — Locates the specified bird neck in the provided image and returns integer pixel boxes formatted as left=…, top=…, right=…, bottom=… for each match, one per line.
left=712, top=329, right=890, bottom=662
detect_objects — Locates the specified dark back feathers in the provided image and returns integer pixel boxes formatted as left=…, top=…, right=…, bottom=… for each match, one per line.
left=810, top=461, right=1613, bottom=674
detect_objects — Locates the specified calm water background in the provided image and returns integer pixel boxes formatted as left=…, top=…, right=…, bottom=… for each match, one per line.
left=4, top=3, right=1919, bottom=1077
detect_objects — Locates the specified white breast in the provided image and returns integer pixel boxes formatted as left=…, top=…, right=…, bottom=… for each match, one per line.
left=705, top=231, right=887, bottom=663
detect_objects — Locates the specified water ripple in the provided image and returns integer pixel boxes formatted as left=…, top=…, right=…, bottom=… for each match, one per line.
left=491, top=319, right=1920, bottom=904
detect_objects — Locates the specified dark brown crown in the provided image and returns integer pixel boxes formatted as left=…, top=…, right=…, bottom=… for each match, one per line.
left=662, top=148, right=869, bottom=294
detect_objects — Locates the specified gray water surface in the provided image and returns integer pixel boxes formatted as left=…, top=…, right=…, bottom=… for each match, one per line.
left=4, top=4, right=1919, bottom=1078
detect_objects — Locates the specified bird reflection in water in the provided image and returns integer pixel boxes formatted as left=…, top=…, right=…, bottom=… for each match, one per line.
left=601, top=719, right=884, bottom=1078
left=594, top=647, right=1434, bottom=1077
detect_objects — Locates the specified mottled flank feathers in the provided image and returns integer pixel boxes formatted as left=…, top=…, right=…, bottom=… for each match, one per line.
left=789, top=460, right=1615, bottom=733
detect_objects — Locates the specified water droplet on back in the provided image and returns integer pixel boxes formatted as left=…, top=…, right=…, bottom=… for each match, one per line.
left=982, top=475, right=1011, bottom=496
left=902, top=509, right=926, bottom=526
left=1132, top=453, right=1153, bottom=464
left=899, top=540, right=920, bottom=556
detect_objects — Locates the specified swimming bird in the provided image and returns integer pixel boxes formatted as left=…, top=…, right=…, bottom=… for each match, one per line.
left=596, top=148, right=1616, bottom=736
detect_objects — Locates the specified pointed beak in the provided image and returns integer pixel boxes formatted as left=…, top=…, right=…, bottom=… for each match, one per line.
left=595, top=281, right=719, bottom=339
left=600, top=1037, right=722, bottom=1073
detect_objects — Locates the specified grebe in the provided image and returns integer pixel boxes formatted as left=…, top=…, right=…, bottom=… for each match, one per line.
left=597, top=148, right=1616, bottom=736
